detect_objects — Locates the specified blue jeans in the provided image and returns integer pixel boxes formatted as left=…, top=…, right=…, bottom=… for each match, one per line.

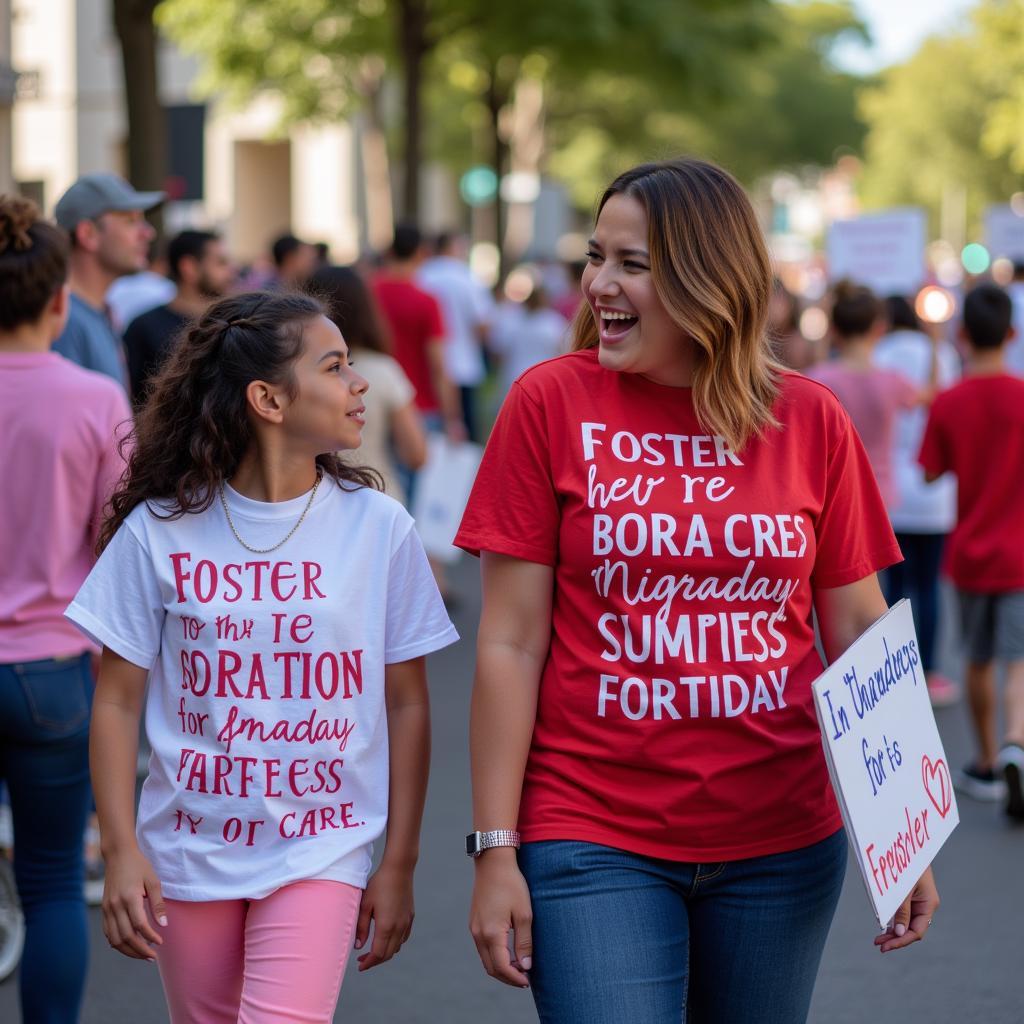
left=0, top=654, right=93, bottom=1024
left=518, top=830, right=847, bottom=1024
left=884, top=532, right=946, bottom=673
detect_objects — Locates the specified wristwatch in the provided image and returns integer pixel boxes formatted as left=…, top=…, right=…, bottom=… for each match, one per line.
left=465, top=829, right=521, bottom=858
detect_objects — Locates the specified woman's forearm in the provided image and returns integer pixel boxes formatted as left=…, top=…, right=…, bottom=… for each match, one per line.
left=470, top=640, right=543, bottom=832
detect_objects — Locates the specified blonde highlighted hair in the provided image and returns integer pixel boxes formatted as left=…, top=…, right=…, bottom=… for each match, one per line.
left=572, top=158, right=781, bottom=452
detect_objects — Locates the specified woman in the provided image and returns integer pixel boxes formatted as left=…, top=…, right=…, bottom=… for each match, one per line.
left=0, top=195, right=131, bottom=1021
left=455, top=159, right=939, bottom=1024
left=310, top=264, right=427, bottom=505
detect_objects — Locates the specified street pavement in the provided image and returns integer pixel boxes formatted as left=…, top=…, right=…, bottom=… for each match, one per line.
left=1, top=563, right=1019, bottom=1023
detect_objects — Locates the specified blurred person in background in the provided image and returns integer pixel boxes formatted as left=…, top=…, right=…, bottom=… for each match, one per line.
left=810, top=280, right=933, bottom=509
left=0, top=195, right=131, bottom=1023
left=417, top=231, right=494, bottom=442
left=311, top=264, right=427, bottom=505
left=768, top=276, right=819, bottom=370
left=1005, top=261, right=1024, bottom=376
left=106, top=248, right=174, bottom=333
left=875, top=295, right=961, bottom=708
left=123, top=230, right=235, bottom=407
left=52, top=173, right=164, bottom=391
left=553, top=259, right=586, bottom=322
left=372, top=224, right=463, bottom=443
left=920, top=284, right=1024, bottom=818
left=488, top=273, right=568, bottom=401
left=268, top=232, right=318, bottom=291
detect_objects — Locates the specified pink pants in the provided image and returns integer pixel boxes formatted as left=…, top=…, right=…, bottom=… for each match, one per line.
left=156, top=879, right=362, bottom=1024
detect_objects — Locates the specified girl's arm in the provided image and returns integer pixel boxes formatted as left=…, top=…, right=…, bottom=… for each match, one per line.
left=355, top=655, right=431, bottom=971
left=91, top=647, right=167, bottom=961
left=469, top=552, right=553, bottom=989
left=814, top=573, right=940, bottom=953
left=390, top=400, right=428, bottom=472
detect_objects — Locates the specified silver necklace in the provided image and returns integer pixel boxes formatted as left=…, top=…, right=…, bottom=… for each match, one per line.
left=219, top=473, right=322, bottom=554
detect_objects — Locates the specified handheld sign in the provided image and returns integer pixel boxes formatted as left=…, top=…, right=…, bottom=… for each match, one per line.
left=812, top=599, right=958, bottom=927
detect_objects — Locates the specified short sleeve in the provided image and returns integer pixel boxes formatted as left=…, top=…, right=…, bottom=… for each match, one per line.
left=918, top=399, right=950, bottom=479
left=53, top=318, right=89, bottom=369
left=812, top=406, right=902, bottom=588
left=454, top=381, right=561, bottom=565
left=90, top=389, right=134, bottom=548
left=384, top=526, right=459, bottom=663
left=65, top=520, right=166, bottom=669
left=386, top=357, right=415, bottom=409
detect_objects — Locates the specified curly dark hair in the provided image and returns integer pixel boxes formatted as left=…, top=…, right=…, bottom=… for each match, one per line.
left=98, top=291, right=380, bottom=552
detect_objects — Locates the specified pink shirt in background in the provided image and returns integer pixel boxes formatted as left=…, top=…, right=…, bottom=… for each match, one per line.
left=0, top=351, right=132, bottom=662
left=807, top=362, right=917, bottom=509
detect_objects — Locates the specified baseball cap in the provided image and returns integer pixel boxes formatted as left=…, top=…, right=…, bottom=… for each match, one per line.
left=54, top=172, right=165, bottom=231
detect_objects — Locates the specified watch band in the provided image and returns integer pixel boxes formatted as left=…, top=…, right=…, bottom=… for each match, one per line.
left=466, top=829, right=521, bottom=858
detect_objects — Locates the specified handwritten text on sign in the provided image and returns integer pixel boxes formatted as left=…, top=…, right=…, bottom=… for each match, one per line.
left=812, top=600, right=957, bottom=926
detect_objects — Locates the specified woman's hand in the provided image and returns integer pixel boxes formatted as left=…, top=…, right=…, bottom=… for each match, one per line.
left=355, top=862, right=415, bottom=971
left=469, top=848, right=533, bottom=989
left=102, top=845, right=167, bottom=962
left=874, top=866, right=939, bottom=953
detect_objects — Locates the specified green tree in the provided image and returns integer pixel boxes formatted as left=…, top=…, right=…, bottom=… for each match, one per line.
left=156, top=0, right=773, bottom=227
left=857, top=0, right=1023, bottom=235
left=545, top=0, right=868, bottom=206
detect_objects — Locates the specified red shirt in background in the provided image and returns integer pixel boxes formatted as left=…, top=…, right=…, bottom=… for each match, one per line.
left=371, top=273, right=445, bottom=413
left=919, top=373, right=1024, bottom=592
left=456, top=349, right=900, bottom=861
left=808, top=363, right=917, bottom=509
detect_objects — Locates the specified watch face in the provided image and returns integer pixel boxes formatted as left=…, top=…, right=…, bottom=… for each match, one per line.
left=465, top=832, right=480, bottom=856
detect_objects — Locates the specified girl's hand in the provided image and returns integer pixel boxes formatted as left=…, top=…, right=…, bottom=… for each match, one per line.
left=355, top=862, right=415, bottom=970
left=873, top=866, right=939, bottom=953
left=102, top=845, right=167, bottom=962
left=469, top=849, right=533, bottom=989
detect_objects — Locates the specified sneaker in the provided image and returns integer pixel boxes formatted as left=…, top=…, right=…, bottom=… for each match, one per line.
left=955, top=763, right=1007, bottom=802
left=996, top=744, right=1024, bottom=821
left=926, top=673, right=961, bottom=709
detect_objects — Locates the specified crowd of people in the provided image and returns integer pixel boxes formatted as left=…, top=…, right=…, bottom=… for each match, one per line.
left=0, top=157, right=1021, bottom=1023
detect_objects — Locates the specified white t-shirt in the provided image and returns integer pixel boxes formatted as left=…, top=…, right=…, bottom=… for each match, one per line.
left=1006, top=282, right=1024, bottom=377
left=873, top=329, right=959, bottom=533
left=489, top=307, right=569, bottom=398
left=416, top=257, right=494, bottom=386
left=66, top=479, right=458, bottom=901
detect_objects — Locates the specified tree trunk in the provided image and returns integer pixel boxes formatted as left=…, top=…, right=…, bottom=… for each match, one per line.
left=396, top=0, right=429, bottom=221
left=485, top=63, right=511, bottom=278
left=111, top=0, right=166, bottom=238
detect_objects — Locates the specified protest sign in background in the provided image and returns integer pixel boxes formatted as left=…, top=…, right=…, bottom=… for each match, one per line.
left=826, top=210, right=927, bottom=296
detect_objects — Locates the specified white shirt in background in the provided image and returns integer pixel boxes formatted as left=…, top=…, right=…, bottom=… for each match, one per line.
left=66, top=481, right=457, bottom=901
left=107, top=272, right=176, bottom=333
left=873, top=329, right=960, bottom=533
left=490, top=306, right=569, bottom=398
left=1006, top=281, right=1024, bottom=377
left=416, top=256, right=494, bottom=386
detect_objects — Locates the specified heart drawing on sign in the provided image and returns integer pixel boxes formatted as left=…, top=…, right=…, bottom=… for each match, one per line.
left=921, top=755, right=953, bottom=819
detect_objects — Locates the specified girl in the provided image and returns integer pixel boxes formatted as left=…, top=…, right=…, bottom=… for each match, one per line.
left=0, top=194, right=131, bottom=1022
left=456, top=159, right=939, bottom=1024
left=66, top=291, right=457, bottom=1023
left=309, top=264, right=427, bottom=506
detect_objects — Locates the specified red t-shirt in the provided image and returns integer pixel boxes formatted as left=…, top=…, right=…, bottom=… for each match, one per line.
left=456, top=349, right=900, bottom=861
left=371, top=274, right=445, bottom=413
left=918, top=373, right=1024, bottom=592
left=808, top=363, right=917, bottom=509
